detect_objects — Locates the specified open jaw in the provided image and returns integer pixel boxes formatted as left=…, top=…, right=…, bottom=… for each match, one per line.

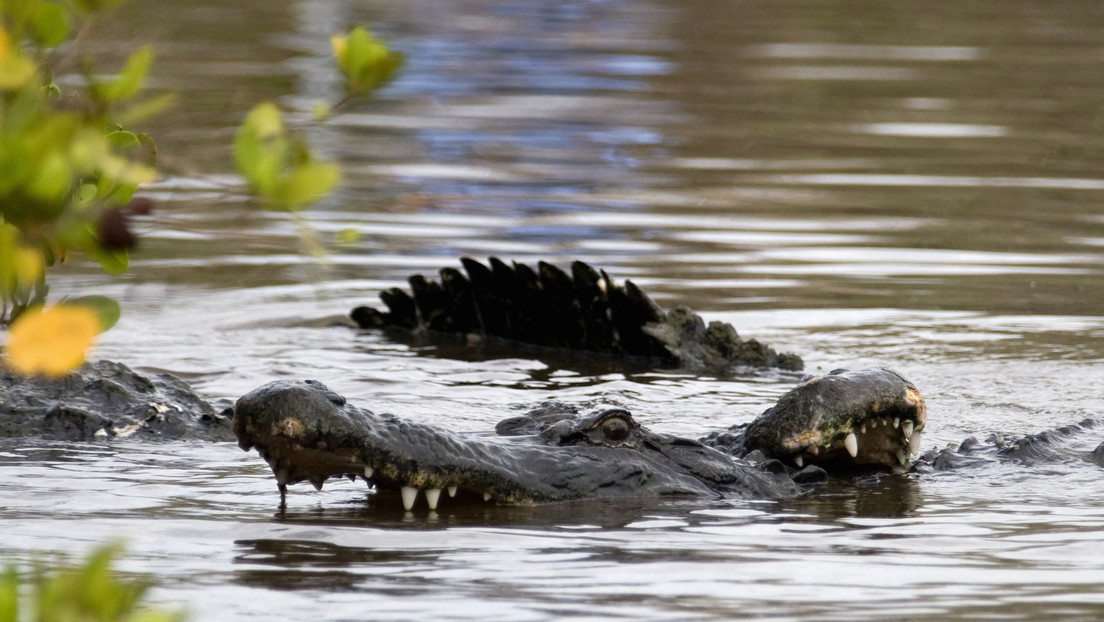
left=231, top=380, right=794, bottom=511
left=743, top=368, right=928, bottom=469
left=231, top=368, right=924, bottom=510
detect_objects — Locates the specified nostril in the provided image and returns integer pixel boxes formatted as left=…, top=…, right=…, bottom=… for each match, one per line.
left=540, top=420, right=576, bottom=444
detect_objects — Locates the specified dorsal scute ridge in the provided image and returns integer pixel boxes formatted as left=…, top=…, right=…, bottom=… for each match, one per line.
left=350, top=257, right=803, bottom=371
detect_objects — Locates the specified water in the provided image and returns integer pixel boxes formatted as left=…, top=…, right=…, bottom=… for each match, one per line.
left=4, top=0, right=1104, bottom=619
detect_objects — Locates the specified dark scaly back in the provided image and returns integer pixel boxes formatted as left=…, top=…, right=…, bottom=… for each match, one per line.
left=350, top=258, right=802, bottom=371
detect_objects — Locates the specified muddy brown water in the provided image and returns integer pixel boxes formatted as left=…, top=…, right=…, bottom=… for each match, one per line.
left=3, top=0, right=1104, bottom=619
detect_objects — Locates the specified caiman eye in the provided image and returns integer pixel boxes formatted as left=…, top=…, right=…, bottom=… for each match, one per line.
left=601, top=417, right=631, bottom=442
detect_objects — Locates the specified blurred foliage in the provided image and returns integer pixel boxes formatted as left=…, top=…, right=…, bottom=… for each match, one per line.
left=233, top=102, right=341, bottom=212
left=0, top=543, right=185, bottom=622
left=1, top=3, right=403, bottom=376
left=0, top=0, right=156, bottom=328
left=3, top=297, right=117, bottom=377
left=331, top=25, right=403, bottom=97
left=234, top=25, right=402, bottom=212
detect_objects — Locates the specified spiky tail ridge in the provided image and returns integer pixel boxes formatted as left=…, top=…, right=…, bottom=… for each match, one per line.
left=351, top=258, right=803, bottom=371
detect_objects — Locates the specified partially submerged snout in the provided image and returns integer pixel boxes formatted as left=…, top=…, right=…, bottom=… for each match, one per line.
left=744, top=368, right=927, bottom=469
left=232, top=369, right=924, bottom=510
left=233, top=379, right=552, bottom=509
left=232, top=380, right=788, bottom=510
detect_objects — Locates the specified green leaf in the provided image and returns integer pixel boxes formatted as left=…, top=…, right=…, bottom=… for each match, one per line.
left=77, top=183, right=98, bottom=207
left=89, top=246, right=129, bottom=275
left=67, top=295, right=121, bottom=331
left=0, top=54, right=37, bottom=90
left=31, top=2, right=70, bottom=48
left=273, top=162, right=341, bottom=211
left=0, top=223, right=18, bottom=298
left=0, top=564, right=18, bottom=622
left=234, top=102, right=287, bottom=197
left=103, top=46, right=153, bottom=102
left=106, top=130, right=140, bottom=150
left=116, top=92, right=176, bottom=125
left=135, top=132, right=159, bottom=167
left=332, top=26, right=403, bottom=96
left=240, top=101, right=284, bottom=138
left=79, top=223, right=129, bottom=274
left=0, top=145, right=34, bottom=198
left=25, top=151, right=72, bottom=205
left=336, top=228, right=362, bottom=244
left=96, top=152, right=155, bottom=187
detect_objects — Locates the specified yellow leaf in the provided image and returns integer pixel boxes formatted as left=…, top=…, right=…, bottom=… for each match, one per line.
left=13, top=246, right=44, bottom=292
left=0, top=28, right=39, bottom=89
left=242, top=102, right=284, bottom=139
left=0, top=54, right=38, bottom=90
left=3, top=305, right=100, bottom=377
left=273, top=161, right=341, bottom=210
left=330, top=34, right=348, bottom=63
left=335, top=228, right=362, bottom=244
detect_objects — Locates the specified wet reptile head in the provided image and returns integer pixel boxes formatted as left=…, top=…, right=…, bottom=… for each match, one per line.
left=539, top=409, right=643, bottom=448
left=742, top=368, right=927, bottom=469
left=233, top=381, right=799, bottom=510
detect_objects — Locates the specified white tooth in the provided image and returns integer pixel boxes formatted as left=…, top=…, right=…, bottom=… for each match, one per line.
left=893, top=417, right=900, bottom=429
left=364, top=466, right=374, bottom=478
left=483, top=491, right=492, bottom=502
left=844, top=433, right=859, bottom=458
left=860, top=423, right=867, bottom=434
left=425, top=488, right=442, bottom=510
left=794, top=456, right=804, bottom=468
left=896, top=449, right=908, bottom=466
left=910, top=431, right=923, bottom=455
left=447, top=486, right=457, bottom=498
left=275, top=469, right=289, bottom=486
left=401, top=486, right=419, bottom=511
left=902, top=420, right=914, bottom=438
left=883, top=417, right=891, bottom=428
left=870, top=419, right=877, bottom=429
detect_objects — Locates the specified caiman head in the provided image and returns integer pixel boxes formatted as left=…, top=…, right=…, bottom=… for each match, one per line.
left=742, top=368, right=928, bottom=469
left=232, top=380, right=799, bottom=510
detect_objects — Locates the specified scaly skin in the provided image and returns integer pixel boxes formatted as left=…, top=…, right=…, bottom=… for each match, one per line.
left=232, top=368, right=926, bottom=509
left=351, top=258, right=804, bottom=372
left=703, top=368, right=928, bottom=469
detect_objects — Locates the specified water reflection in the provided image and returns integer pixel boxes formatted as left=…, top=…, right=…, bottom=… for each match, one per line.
left=235, top=539, right=447, bottom=591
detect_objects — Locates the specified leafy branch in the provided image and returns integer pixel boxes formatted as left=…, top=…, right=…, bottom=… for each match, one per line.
left=1, top=4, right=403, bottom=377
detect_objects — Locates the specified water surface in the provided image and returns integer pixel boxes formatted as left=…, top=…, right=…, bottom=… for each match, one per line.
left=4, top=0, right=1104, bottom=619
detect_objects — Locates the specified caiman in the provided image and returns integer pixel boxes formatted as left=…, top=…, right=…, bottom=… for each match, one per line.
left=3, top=259, right=1097, bottom=510
left=233, top=259, right=1104, bottom=510
left=233, top=258, right=931, bottom=510
left=233, top=367, right=927, bottom=510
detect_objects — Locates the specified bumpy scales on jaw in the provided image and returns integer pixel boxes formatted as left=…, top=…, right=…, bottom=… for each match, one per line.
left=707, top=368, right=928, bottom=469
left=232, top=368, right=926, bottom=509
left=232, top=379, right=807, bottom=510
